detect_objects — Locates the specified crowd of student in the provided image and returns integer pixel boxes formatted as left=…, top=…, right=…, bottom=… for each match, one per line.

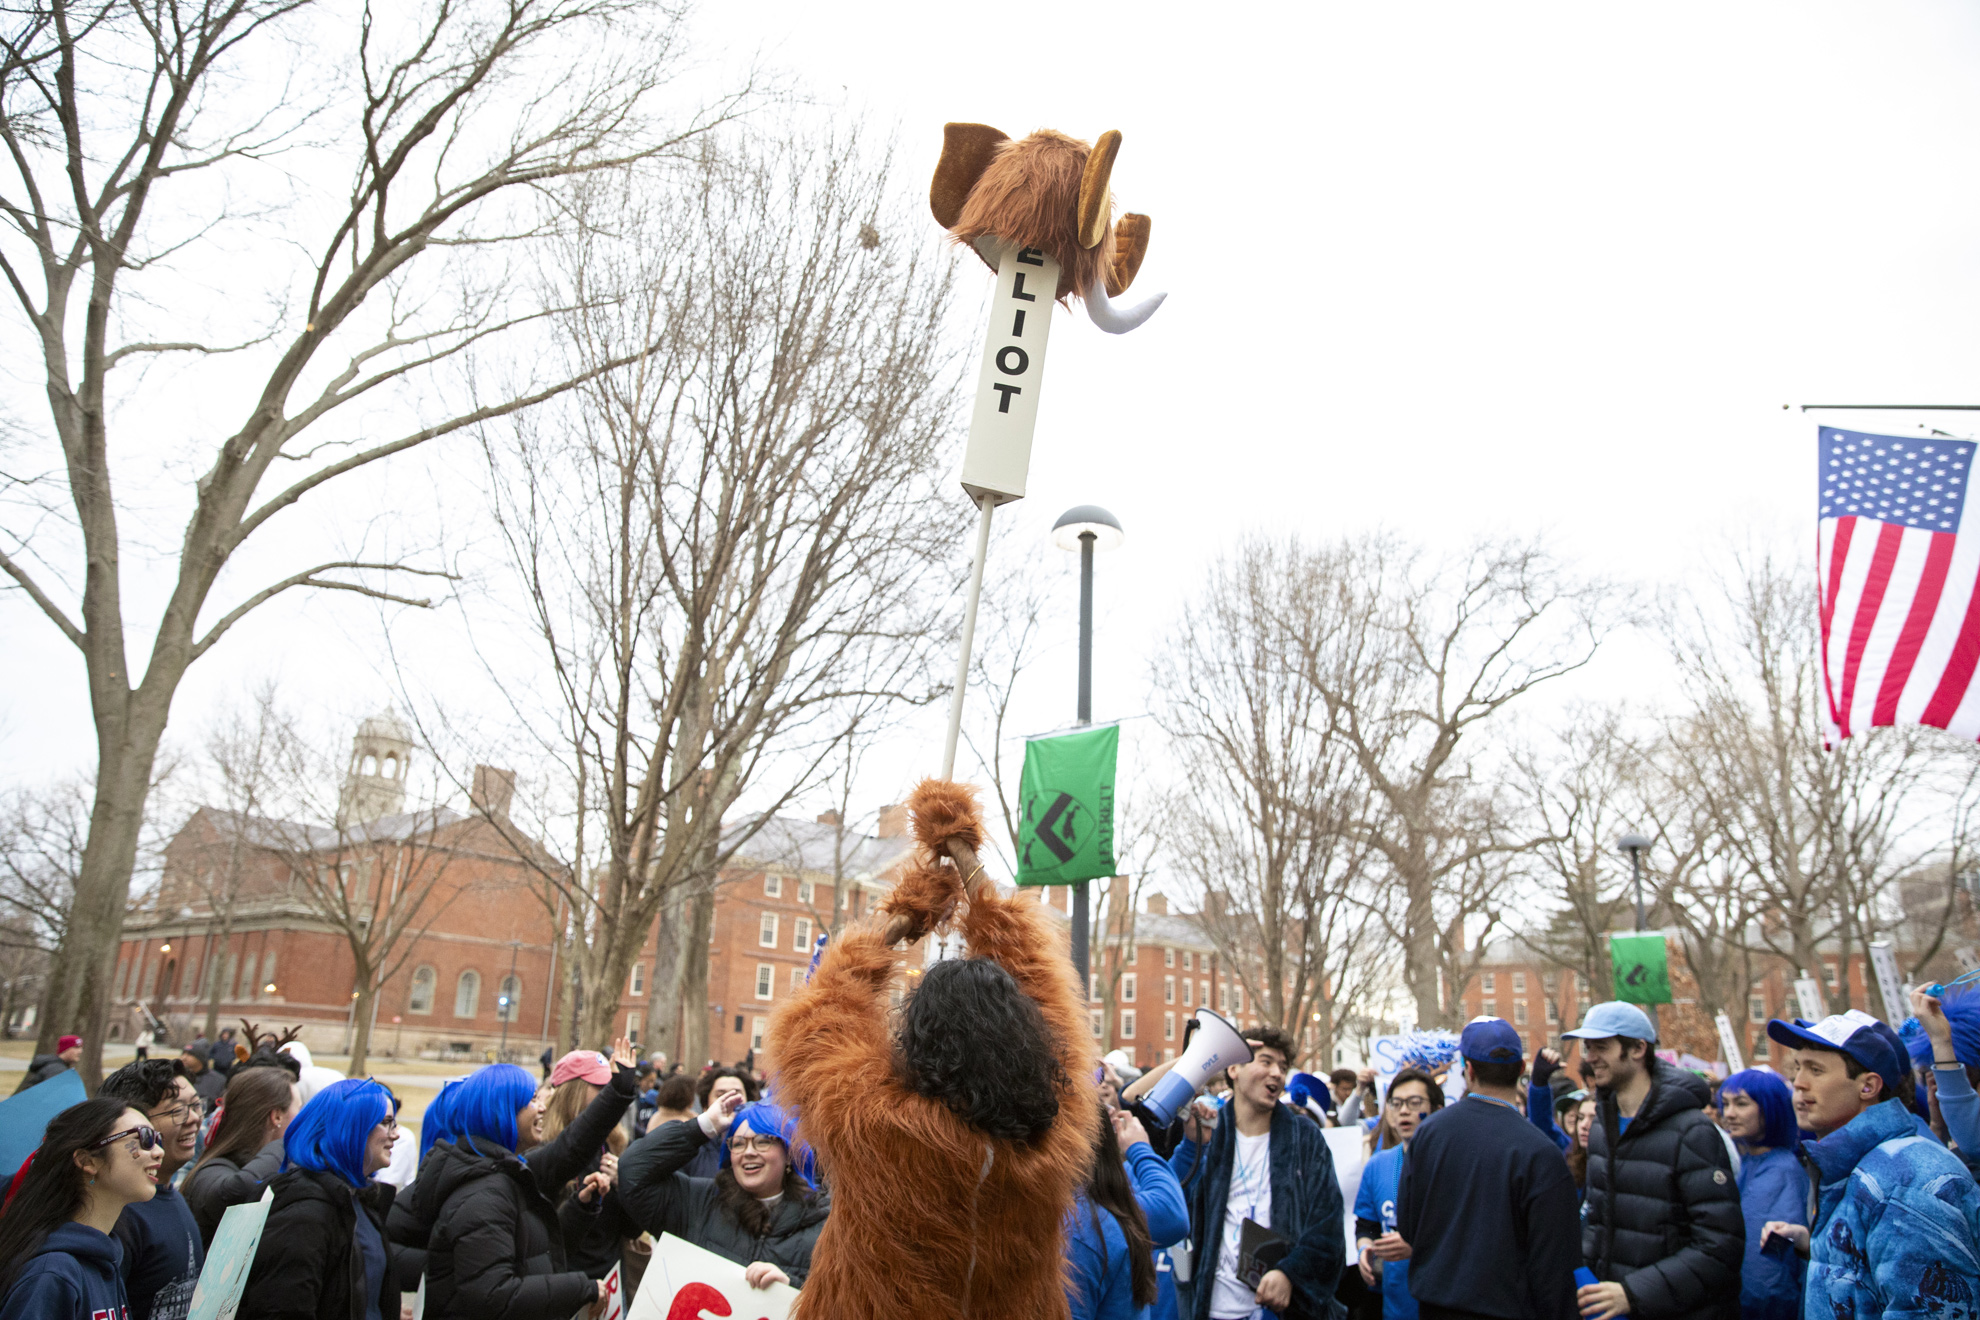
left=6, top=979, right=1980, bottom=1320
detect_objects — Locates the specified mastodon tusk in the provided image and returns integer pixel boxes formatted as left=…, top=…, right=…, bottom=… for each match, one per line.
left=1084, top=272, right=1166, bottom=334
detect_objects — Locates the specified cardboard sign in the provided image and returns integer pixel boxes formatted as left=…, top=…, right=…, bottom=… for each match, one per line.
left=958, top=243, right=1061, bottom=505
left=572, top=1263, right=624, bottom=1320
left=0, top=1068, right=86, bottom=1183
left=625, top=1234, right=797, bottom=1320
left=187, top=1187, right=274, bottom=1320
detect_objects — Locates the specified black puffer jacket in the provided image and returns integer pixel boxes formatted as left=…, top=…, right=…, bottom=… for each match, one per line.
left=183, top=1138, right=285, bottom=1246
left=11, top=1054, right=70, bottom=1094
left=617, top=1116, right=829, bottom=1285
left=237, top=1167, right=417, bottom=1320
left=1582, top=1059, right=1744, bottom=1320
left=407, top=1066, right=634, bottom=1320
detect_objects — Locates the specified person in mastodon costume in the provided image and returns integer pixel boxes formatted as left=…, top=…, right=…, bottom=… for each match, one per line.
left=767, top=778, right=1098, bottom=1319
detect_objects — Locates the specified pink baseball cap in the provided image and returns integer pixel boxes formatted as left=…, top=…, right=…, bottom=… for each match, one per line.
left=549, top=1050, right=612, bottom=1087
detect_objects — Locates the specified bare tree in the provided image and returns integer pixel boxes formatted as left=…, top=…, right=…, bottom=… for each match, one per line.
left=1156, top=539, right=1383, bottom=1059
left=1280, top=535, right=1612, bottom=1029
left=0, top=0, right=754, bottom=1079
left=467, top=127, right=960, bottom=1052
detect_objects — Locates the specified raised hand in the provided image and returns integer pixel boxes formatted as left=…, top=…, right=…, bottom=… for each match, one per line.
left=608, top=1037, right=637, bottom=1070
left=1111, top=1107, right=1151, bottom=1153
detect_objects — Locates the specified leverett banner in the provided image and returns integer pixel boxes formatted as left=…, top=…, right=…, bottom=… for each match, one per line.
left=1014, top=723, right=1117, bottom=886
left=959, top=243, right=1061, bottom=505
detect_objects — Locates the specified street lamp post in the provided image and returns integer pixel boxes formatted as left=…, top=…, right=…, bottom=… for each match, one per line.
left=1052, top=505, right=1124, bottom=986
left=1617, top=834, right=1652, bottom=931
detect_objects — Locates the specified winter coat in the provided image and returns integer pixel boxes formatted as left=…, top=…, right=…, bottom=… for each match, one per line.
left=237, top=1167, right=412, bottom=1320
left=1065, top=1141, right=1190, bottom=1320
left=10, top=1055, right=70, bottom=1095
left=617, top=1115, right=829, bottom=1285
left=1804, top=1097, right=1980, bottom=1320
left=1169, top=1100, right=1346, bottom=1320
left=183, top=1139, right=286, bottom=1247
left=1582, top=1059, right=1744, bottom=1320
left=1732, top=1146, right=1806, bottom=1320
left=0, top=1223, right=130, bottom=1320
left=406, top=1066, right=634, bottom=1320
left=550, top=1143, right=638, bottom=1281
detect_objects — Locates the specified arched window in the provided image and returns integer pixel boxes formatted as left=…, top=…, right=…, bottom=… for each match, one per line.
left=257, top=949, right=276, bottom=998
left=408, top=965, right=436, bottom=1014
left=382, top=754, right=398, bottom=780
left=455, top=969, right=481, bottom=1018
left=496, top=975, right=521, bottom=1023
left=361, top=754, right=378, bottom=777
left=232, top=953, right=254, bottom=1002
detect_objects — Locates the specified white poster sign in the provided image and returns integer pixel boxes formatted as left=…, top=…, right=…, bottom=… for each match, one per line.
left=1869, top=941, right=1907, bottom=1025
left=1323, top=1125, right=1366, bottom=1260
left=958, top=243, right=1061, bottom=505
left=1714, top=1012, right=1745, bottom=1073
left=187, top=1188, right=274, bottom=1320
left=1794, top=975, right=1828, bottom=1022
left=625, top=1235, right=797, bottom=1320
left=571, top=1263, right=624, bottom=1320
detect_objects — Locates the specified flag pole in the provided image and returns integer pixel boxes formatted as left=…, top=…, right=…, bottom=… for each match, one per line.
left=941, top=493, right=997, bottom=779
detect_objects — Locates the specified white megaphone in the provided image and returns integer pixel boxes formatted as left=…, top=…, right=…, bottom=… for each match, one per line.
left=1140, top=1009, right=1253, bottom=1128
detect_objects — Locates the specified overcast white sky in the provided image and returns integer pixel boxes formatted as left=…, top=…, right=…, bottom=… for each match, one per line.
left=9, top=2, right=1980, bottom=860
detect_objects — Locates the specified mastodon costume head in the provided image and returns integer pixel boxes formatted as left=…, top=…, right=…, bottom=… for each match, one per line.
left=930, top=123, right=1165, bottom=334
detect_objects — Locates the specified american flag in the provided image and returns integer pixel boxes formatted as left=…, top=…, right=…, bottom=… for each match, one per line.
left=1819, top=426, right=1980, bottom=743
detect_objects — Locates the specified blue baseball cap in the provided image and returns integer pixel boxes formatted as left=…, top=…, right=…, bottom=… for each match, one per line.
left=1767, top=1009, right=1907, bottom=1100
left=1460, top=1016, right=1524, bottom=1064
left=1563, top=1000, right=1659, bottom=1044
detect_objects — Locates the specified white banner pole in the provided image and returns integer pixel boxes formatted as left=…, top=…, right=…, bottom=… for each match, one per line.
left=941, top=494, right=996, bottom=779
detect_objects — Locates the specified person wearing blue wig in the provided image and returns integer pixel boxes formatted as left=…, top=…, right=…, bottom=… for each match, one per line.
left=236, top=1078, right=419, bottom=1320
left=402, top=1040, right=637, bottom=1320
left=1713, top=1069, right=1807, bottom=1320
left=1912, top=986, right=1980, bottom=1175
left=382, top=1077, right=465, bottom=1258
left=618, top=1087, right=829, bottom=1290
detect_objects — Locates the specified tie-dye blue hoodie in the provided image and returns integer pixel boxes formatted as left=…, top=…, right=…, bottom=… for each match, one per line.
left=1804, top=1097, right=1980, bottom=1320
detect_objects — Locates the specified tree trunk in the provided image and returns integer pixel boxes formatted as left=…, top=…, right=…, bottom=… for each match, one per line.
left=681, top=888, right=714, bottom=1068
left=1401, top=852, right=1445, bottom=1029
left=646, top=884, right=691, bottom=1061
left=348, top=979, right=375, bottom=1076
left=202, top=905, right=237, bottom=1040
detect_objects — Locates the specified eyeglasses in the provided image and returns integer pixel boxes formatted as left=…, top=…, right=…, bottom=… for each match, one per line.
left=148, top=1099, right=203, bottom=1125
left=728, top=1136, right=780, bottom=1155
left=1387, top=1096, right=1431, bottom=1113
left=92, top=1125, right=162, bottom=1153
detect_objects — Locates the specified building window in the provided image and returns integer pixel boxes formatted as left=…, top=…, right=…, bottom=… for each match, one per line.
left=1823, top=963, right=1839, bottom=991
left=1090, top=974, right=1101, bottom=1002
left=1120, top=1010, right=1136, bottom=1040
left=1543, top=972, right=1558, bottom=992
left=257, top=950, right=276, bottom=999
left=1514, top=1001, right=1528, bottom=1026
left=1181, top=979, right=1192, bottom=1007
left=1482, top=973, right=1496, bottom=994
left=1749, top=995, right=1766, bottom=1023
left=793, top=917, right=812, bottom=952
left=1165, top=1012, right=1176, bottom=1042
left=1219, top=985, right=1230, bottom=1013
left=755, top=964, right=773, bottom=1000
left=1200, top=980, right=1210, bottom=1005
left=141, top=956, right=159, bottom=999
left=1512, top=973, right=1527, bottom=994
left=1122, top=974, right=1137, bottom=1003
left=759, top=913, right=778, bottom=948
left=764, top=874, right=782, bottom=898
left=630, top=962, right=645, bottom=996
left=1752, top=1033, right=1770, bottom=1059
left=1091, top=1010, right=1104, bottom=1038
left=455, top=970, right=481, bottom=1018
left=497, top=975, right=521, bottom=1022
left=1563, top=971, right=1576, bottom=995
left=233, top=952, right=254, bottom=1002
left=1164, top=947, right=1175, bottom=968
left=408, top=965, right=436, bottom=1014
left=1164, top=976, right=1175, bottom=1004
left=751, top=1017, right=767, bottom=1051
left=1182, top=951, right=1193, bottom=971
left=1234, top=985, right=1244, bottom=1013
left=798, top=880, right=813, bottom=904
left=1481, top=999, right=1495, bottom=1017
left=790, top=966, right=806, bottom=992
left=1546, top=1000, right=1559, bottom=1025
left=626, top=1011, right=642, bottom=1044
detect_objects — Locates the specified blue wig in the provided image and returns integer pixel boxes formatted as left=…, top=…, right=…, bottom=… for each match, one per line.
left=718, top=1099, right=814, bottom=1189
left=283, top=1078, right=397, bottom=1188
left=1940, top=991, right=1980, bottom=1068
left=450, top=1063, right=540, bottom=1156
left=420, top=1078, right=463, bottom=1163
left=1715, top=1069, right=1797, bottom=1151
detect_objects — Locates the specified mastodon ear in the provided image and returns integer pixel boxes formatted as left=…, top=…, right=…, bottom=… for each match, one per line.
left=1107, top=213, right=1152, bottom=295
left=1078, top=129, right=1122, bottom=251
left=931, top=123, right=1009, bottom=230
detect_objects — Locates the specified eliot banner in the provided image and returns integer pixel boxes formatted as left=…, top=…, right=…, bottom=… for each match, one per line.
left=1015, top=723, right=1117, bottom=886
left=959, top=243, right=1061, bottom=505
left=1610, top=931, right=1673, bottom=1006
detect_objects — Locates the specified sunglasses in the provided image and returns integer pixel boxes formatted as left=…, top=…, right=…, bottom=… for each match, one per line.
left=91, top=1125, right=162, bottom=1153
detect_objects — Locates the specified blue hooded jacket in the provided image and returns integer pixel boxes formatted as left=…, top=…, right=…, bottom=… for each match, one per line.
left=1804, top=1097, right=1980, bottom=1320
left=1066, top=1141, right=1190, bottom=1320
left=0, top=1222, right=131, bottom=1320
left=1732, top=1146, right=1806, bottom=1320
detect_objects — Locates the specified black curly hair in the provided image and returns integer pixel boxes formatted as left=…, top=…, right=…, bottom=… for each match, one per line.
left=895, top=956, right=1065, bottom=1143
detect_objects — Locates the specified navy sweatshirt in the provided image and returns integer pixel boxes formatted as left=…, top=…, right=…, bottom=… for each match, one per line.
left=111, top=1183, right=202, bottom=1320
left=1396, top=1094, right=1582, bottom=1320
left=0, top=1222, right=132, bottom=1320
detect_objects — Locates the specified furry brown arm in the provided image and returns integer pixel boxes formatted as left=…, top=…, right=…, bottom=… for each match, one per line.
left=764, top=921, right=901, bottom=1164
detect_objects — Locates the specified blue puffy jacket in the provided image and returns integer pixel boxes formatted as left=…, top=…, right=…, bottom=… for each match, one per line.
left=1731, top=1146, right=1806, bottom=1320
left=1804, top=1097, right=1980, bottom=1320
left=1067, top=1141, right=1190, bottom=1320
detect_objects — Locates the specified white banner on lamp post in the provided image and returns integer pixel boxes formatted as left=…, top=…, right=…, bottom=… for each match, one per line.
left=959, top=243, right=1061, bottom=505
left=1869, top=940, right=1907, bottom=1024
left=1714, top=1012, right=1745, bottom=1073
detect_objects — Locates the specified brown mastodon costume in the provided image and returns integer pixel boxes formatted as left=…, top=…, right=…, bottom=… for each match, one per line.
left=767, top=778, right=1097, bottom=1319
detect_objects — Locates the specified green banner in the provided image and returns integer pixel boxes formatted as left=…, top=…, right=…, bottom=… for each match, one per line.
left=1610, top=931, right=1672, bottom=1005
left=1015, top=724, right=1118, bottom=886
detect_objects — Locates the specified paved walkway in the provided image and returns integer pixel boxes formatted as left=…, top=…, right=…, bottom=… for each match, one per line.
left=0, top=1052, right=478, bottom=1089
